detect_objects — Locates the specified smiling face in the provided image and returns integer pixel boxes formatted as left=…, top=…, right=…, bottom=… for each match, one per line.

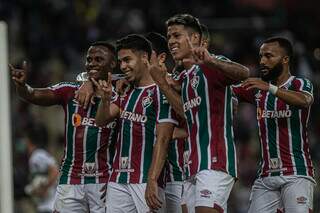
left=85, top=46, right=115, bottom=80
left=259, top=42, right=288, bottom=81
left=118, top=49, right=148, bottom=84
left=167, top=25, right=200, bottom=61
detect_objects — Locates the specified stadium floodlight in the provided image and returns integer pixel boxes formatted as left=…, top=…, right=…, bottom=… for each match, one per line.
left=0, top=21, right=13, bottom=213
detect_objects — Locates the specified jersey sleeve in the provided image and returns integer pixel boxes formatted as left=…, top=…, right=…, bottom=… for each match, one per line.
left=291, top=77, right=313, bottom=98
left=156, top=88, right=178, bottom=125
left=29, top=150, right=56, bottom=174
left=200, top=55, right=240, bottom=86
left=231, top=83, right=256, bottom=104
left=48, top=82, right=79, bottom=105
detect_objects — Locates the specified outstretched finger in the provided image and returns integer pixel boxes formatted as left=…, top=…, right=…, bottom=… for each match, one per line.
left=91, top=78, right=100, bottom=88
left=8, top=63, right=15, bottom=71
left=107, top=72, right=112, bottom=87
left=22, top=61, right=28, bottom=72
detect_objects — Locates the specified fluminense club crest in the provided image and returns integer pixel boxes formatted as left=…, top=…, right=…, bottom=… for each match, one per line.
left=190, top=75, right=199, bottom=89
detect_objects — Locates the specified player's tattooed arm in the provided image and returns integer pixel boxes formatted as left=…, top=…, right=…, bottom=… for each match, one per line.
left=149, top=63, right=185, bottom=118
left=10, top=61, right=60, bottom=106
left=190, top=47, right=249, bottom=81
left=92, top=73, right=120, bottom=126
left=242, top=78, right=313, bottom=108
left=146, top=122, right=175, bottom=210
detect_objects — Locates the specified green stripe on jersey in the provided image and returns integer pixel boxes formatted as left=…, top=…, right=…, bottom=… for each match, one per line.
left=159, top=92, right=170, bottom=120
left=142, top=97, right=156, bottom=182
left=266, top=93, right=280, bottom=176
left=59, top=100, right=76, bottom=184
left=288, top=82, right=307, bottom=175
left=302, top=78, right=313, bottom=94
left=119, top=89, right=142, bottom=183
left=168, top=141, right=183, bottom=181
left=85, top=103, right=99, bottom=184
left=197, top=71, right=210, bottom=171
left=225, top=87, right=236, bottom=177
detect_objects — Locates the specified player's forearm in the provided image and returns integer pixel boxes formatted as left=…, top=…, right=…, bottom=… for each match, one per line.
left=158, top=83, right=185, bottom=118
left=206, top=57, right=250, bottom=81
left=275, top=89, right=313, bottom=108
left=95, top=100, right=112, bottom=126
left=16, top=84, right=58, bottom=106
left=172, top=127, right=188, bottom=140
left=148, top=136, right=170, bottom=181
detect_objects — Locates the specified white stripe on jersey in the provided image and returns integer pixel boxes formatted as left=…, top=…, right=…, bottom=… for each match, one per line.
left=264, top=92, right=271, bottom=177
left=224, top=88, right=229, bottom=174
left=203, top=72, right=212, bottom=170
left=68, top=105, right=79, bottom=184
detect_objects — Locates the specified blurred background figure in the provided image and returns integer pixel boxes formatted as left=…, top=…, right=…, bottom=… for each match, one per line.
left=17, top=127, right=58, bottom=213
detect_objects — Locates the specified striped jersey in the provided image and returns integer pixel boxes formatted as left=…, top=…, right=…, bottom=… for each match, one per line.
left=49, top=82, right=118, bottom=185
left=166, top=138, right=186, bottom=182
left=180, top=58, right=238, bottom=178
left=232, top=76, right=314, bottom=178
left=109, top=83, right=177, bottom=184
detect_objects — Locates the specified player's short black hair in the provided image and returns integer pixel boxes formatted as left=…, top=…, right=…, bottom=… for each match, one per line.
left=262, top=37, right=293, bottom=59
left=145, top=32, right=169, bottom=55
left=200, top=24, right=210, bottom=43
left=116, top=34, right=152, bottom=60
left=145, top=32, right=174, bottom=72
left=91, top=41, right=117, bottom=58
left=166, top=14, right=202, bottom=38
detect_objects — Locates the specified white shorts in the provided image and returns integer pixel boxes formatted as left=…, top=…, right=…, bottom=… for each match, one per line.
left=183, top=170, right=234, bottom=213
left=106, top=182, right=165, bottom=213
left=165, top=181, right=183, bottom=213
left=248, top=176, right=315, bottom=213
left=53, top=184, right=106, bottom=213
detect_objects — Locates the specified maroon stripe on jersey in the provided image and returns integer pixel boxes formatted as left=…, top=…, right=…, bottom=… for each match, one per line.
left=186, top=76, right=200, bottom=176
left=129, top=90, right=146, bottom=183
left=202, top=66, right=229, bottom=173
left=98, top=129, right=109, bottom=183
left=301, top=109, right=314, bottom=177
left=70, top=106, right=86, bottom=184
left=276, top=99, right=293, bottom=175
left=258, top=91, right=269, bottom=176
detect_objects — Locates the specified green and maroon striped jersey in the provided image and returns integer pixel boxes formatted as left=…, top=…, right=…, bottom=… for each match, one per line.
left=109, top=84, right=178, bottom=184
left=165, top=138, right=186, bottom=182
left=49, top=82, right=118, bottom=185
left=180, top=57, right=238, bottom=178
left=232, top=76, right=314, bottom=178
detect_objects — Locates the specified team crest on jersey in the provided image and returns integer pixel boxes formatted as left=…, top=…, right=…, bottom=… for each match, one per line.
left=120, top=157, right=130, bottom=170
left=190, top=75, right=199, bottom=90
left=255, top=90, right=262, bottom=100
left=142, top=88, right=154, bottom=108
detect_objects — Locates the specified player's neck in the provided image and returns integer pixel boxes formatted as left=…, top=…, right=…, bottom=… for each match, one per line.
left=135, top=72, right=154, bottom=87
left=273, top=68, right=291, bottom=86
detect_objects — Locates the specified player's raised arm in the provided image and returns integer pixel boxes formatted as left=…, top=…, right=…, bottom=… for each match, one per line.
left=242, top=77, right=313, bottom=108
left=93, top=73, right=120, bottom=126
left=10, top=61, right=60, bottom=106
left=149, top=55, right=185, bottom=118
left=191, top=46, right=250, bottom=81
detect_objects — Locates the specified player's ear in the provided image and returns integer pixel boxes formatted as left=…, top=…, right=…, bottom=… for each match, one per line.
left=190, top=33, right=201, bottom=46
left=158, top=53, right=166, bottom=64
left=282, top=56, right=289, bottom=65
left=141, top=52, right=149, bottom=66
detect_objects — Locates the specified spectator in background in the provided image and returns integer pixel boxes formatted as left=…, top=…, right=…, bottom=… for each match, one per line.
left=22, top=127, right=59, bottom=213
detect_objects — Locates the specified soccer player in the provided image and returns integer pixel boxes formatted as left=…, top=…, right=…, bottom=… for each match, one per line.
left=200, top=24, right=210, bottom=49
left=232, top=37, right=315, bottom=213
left=145, top=32, right=188, bottom=213
left=11, top=41, right=118, bottom=213
left=93, top=34, right=177, bottom=213
left=22, top=128, right=59, bottom=213
left=146, top=14, right=249, bottom=213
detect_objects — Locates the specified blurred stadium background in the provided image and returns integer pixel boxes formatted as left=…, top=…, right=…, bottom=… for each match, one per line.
left=1, top=0, right=319, bottom=212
